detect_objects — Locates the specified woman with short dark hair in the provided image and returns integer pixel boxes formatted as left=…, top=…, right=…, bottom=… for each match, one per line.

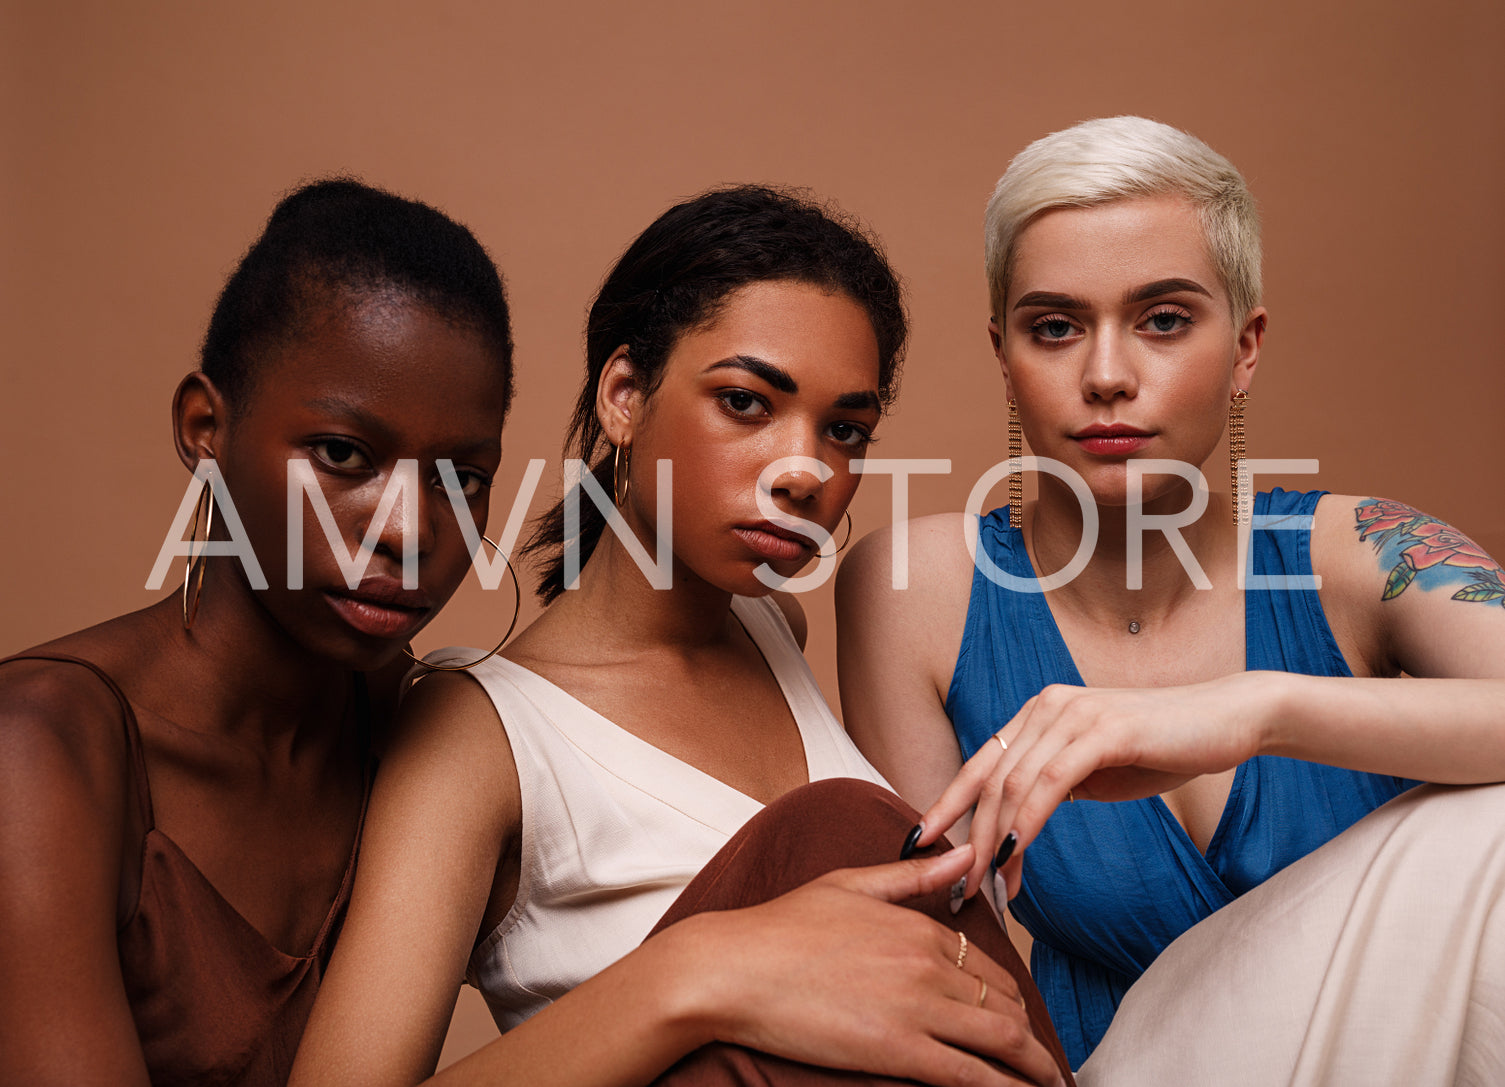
left=0, top=178, right=516, bottom=1086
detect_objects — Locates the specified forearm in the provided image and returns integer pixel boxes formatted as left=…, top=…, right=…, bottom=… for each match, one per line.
left=442, top=802, right=1066, bottom=1087
left=432, top=917, right=720, bottom=1087
left=1256, top=673, right=1505, bottom=783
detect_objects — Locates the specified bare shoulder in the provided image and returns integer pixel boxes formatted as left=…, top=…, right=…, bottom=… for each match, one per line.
left=1313, top=493, right=1505, bottom=675
left=394, top=667, right=513, bottom=762
left=837, top=516, right=977, bottom=801
left=1310, top=494, right=1375, bottom=592
left=1314, top=493, right=1503, bottom=600
left=390, top=665, right=525, bottom=821
left=0, top=659, right=138, bottom=1038
left=837, top=512, right=976, bottom=614
left=0, top=656, right=132, bottom=807
left=0, top=663, right=148, bottom=1084
left=836, top=514, right=977, bottom=718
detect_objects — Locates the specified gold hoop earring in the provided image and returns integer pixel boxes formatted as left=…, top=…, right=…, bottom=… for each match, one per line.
left=1229, top=389, right=1250, bottom=526
left=1007, top=399, right=1023, bottom=531
left=403, top=535, right=521, bottom=672
left=817, top=511, right=853, bottom=559
left=613, top=443, right=631, bottom=507
left=182, top=471, right=215, bottom=629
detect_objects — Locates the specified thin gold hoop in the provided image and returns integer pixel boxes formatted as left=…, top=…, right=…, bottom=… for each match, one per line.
left=182, top=472, right=215, bottom=629
left=613, top=443, right=631, bottom=507
left=403, top=534, right=521, bottom=672
left=817, top=510, right=853, bottom=559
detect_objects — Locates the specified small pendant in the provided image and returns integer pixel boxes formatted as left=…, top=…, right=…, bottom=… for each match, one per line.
left=1127, top=620, right=1141, bottom=635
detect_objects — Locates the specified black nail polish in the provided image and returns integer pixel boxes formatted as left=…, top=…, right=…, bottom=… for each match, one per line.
left=948, top=876, right=968, bottom=915
left=993, top=831, right=1018, bottom=870
left=900, top=823, right=923, bottom=860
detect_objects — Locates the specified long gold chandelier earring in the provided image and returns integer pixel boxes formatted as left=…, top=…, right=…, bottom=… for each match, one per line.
left=182, top=471, right=216, bottom=629
left=1008, top=399, right=1024, bottom=531
left=1229, top=389, right=1250, bottom=526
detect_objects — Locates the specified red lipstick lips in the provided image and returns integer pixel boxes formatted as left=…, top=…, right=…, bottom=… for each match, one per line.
left=324, top=576, right=433, bottom=640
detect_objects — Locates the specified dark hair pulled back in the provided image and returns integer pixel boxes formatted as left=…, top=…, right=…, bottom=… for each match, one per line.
left=523, top=183, right=907, bottom=603
left=201, top=177, right=514, bottom=416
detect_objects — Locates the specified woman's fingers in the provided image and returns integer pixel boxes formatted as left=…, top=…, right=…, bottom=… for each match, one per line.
left=962, top=692, right=1086, bottom=898
left=991, top=734, right=1104, bottom=899
left=876, top=934, right=1063, bottom=1087
left=898, top=1036, right=1064, bottom=1087
left=947, top=685, right=1115, bottom=899
left=944, top=947, right=1065, bottom=1087
left=957, top=706, right=1036, bottom=896
left=989, top=689, right=1202, bottom=898
left=916, top=697, right=1036, bottom=876
left=916, top=746, right=1002, bottom=850
left=734, top=869, right=1065, bottom=1086
left=919, top=897, right=1062, bottom=1086
left=819, top=843, right=976, bottom=903
left=928, top=680, right=1257, bottom=901
left=912, top=691, right=1058, bottom=901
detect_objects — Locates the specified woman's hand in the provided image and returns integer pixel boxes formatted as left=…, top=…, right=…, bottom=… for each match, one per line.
left=918, top=674, right=1270, bottom=902
left=671, top=844, right=1065, bottom=1087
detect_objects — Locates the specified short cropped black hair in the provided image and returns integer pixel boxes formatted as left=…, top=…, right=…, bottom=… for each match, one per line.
left=200, top=178, right=514, bottom=416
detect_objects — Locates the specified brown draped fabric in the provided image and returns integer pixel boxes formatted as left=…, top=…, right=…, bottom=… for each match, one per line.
left=647, top=777, right=1074, bottom=1086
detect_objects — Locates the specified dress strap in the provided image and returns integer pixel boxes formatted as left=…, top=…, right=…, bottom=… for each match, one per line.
left=0, top=652, right=156, bottom=829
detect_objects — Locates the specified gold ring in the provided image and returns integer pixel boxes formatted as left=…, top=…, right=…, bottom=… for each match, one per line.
left=1068, top=789, right=1075, bottom=803
left=993, top=733, right=1008, bottom=754
left=975, top=976, right=988, bottom=1007
left=954, top=930, right=968, bottom=970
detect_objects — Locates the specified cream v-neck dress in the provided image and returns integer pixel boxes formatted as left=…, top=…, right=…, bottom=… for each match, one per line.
left=425, top=595, right=889, bottom=1031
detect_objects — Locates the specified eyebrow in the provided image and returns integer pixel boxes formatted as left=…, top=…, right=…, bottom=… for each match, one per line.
left=303, top=396, right=391, bottom=439
left=1124, top=278, right=1213, bottom=304
left=706, top=354, right=797, bottom=393
left=1012, top=279, right=1214, bottom=311
left=835, top=390, right=882, bottom=412
left=302, top=397, right=498, bottom=458
left=1012, top=291, right=1088, bottom=311
left=705, top=354, right=880, bottom=413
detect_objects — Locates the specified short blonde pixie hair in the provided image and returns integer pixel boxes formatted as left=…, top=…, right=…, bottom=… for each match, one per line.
left=985, top=116, right=1262, bottom=324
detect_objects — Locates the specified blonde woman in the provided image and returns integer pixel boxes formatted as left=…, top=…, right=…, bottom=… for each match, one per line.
left=839, top=117, right=1505, bottom=1082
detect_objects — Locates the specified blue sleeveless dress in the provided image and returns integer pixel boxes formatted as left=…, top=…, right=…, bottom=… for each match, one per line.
left=945, top=489, right=1417, bottom=1068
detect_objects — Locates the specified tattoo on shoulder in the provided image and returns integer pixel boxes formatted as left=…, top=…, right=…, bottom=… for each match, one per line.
left=1354, top=498, right=1505, bottom=605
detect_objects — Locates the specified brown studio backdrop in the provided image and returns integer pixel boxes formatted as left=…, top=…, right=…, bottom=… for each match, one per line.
left=3, top=0, right=1502, bottom=1067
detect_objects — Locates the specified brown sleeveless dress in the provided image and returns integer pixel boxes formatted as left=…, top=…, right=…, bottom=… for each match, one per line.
left=5, top=653, right=370, bottom=1087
